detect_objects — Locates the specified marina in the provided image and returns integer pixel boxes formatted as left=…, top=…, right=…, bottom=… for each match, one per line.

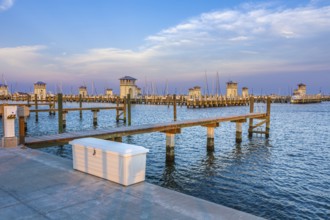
left=1, top=98, right=329, bottom=219
left=1, top=1, right=330, bottom=219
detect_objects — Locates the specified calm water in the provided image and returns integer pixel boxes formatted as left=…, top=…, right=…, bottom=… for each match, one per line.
left=1, top=101, right=330, bottom=219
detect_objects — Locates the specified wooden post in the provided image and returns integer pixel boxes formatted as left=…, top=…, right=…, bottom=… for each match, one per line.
left=248, top=96, right=255, bottom=138
left=163, top=128, right=180, bottom=162
left=127, top=94, right=131, bottom=126
left=19, top=116, right=25, bottom=145
left=207, top=127, right=215, bottom=151
left=24, top=117, right=28, bottom=132
left=236, top=122, right=243, bottom=143
left=166, top=133, right=175, bottom=162
left=266, top=96, right=271, bottom=138
left=123, top=97, right=127, bottom=123
left=48, top=103, right=52, bottom=115
left=116, top=97, right=119, bottom=122
left=173, top=94, right=177, bottom=121
left=92, top=109, right=99, bottom=126
left=58, top=93, right=63, bottom=133
left=79, top=94, right=82, bottom=119
left=62, top=111, right=67, bottom=129
left=202, top=123, right=219, bottom=151
left=34, top=94, right=38, bottom=122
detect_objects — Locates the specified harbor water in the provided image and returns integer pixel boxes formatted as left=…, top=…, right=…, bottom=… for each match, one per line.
left=1, top=101, right=329, bottom=219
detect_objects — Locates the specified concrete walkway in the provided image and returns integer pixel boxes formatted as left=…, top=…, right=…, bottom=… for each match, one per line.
left=0, top=147, right=263, bottom=220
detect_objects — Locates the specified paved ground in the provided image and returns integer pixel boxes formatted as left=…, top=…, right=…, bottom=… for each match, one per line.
left=0, top=146, right=263, bottom=220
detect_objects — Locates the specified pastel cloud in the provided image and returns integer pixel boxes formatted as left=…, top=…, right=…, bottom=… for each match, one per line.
left=65, top=4, right=330, bottom=80
left=2, top=2, right=330, bottom=92
left=0, top=0, right=15, bottom=12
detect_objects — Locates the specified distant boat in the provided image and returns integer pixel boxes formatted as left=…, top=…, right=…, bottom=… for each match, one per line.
left=290, top=94, right=322, bottom=104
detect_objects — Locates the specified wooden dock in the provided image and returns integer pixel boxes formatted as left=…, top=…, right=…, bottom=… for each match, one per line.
left=25, top=112, right=265, bottom=146
left=3, top=92, right=294, bottom=107
left=25, top=97, right=269, bottom=161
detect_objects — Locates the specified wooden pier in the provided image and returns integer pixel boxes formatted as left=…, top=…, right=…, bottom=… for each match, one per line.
left=3, top=92, right=295, bottom=107
left=24, top=97, right=271, bottom=162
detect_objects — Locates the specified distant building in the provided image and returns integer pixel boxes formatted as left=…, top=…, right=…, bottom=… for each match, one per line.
left=242, top=87, right=249, bottom=98
left=188, top=86, right=202, bottom=99
left=34, top=81, right=46, bottom=100
left=105, top=88, right=113, bottom=96
left=293, top=83, right=306, bottom=96
left=226, top=81, right=238, bottom=98
left=119, top=76, right=139, bottom=98
left=0, top=84, right=9, bottom=96
left=79, top=86, right=88, bottom=97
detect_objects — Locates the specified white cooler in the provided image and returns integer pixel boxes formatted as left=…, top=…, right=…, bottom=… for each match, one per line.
left=69, top=137, right=149, bottom=186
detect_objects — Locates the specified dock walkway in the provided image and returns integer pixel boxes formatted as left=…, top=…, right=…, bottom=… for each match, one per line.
left=25, top=112, right=266, bottom=148
left=0, top=147, right=262, bottom=219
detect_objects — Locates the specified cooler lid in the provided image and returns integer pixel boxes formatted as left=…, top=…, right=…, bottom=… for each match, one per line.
left=69, top=138, right=149, bottom=156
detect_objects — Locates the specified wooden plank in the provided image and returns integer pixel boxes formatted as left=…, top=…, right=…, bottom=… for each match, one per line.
left=201, top=122, right=219, bottom=127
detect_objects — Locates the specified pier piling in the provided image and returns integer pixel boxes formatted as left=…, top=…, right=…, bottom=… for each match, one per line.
left=164, top=128, right=181, bottom=162
left=248, top=96, right=255, bottom=138
left=124, top=97, right=127, bottom=123
left=173, top=94, right=177, bottom=121
left=166, top=133, right=175, bottom=162
left=266, top=97, right=271, bottom=138
left=24, top=117, right=27, bottom=132
left=58, top=93, right=63, bottom=133
left=62, top=111, right=67, bottom=129
left=79, top=94, right=82, bottom=119
left=18, top=116, right=25, bottom=145
left=92, top=109, right=99, bottom=126
left=127, top=94, right=131, bottom=126
left=203, top=123, right=219, bottom=151
left=34, top=94, right=38, bottom=122
left=236, top=122, right=243, bottom=143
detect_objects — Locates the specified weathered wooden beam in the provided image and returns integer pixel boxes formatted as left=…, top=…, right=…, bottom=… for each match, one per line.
left=251, top=120, right=267, bottom=129
left=161, top=128, right=181, bottom=134
left=230, top=119, right=247, bottom=123
left=201, top=122, right=220, bottom=127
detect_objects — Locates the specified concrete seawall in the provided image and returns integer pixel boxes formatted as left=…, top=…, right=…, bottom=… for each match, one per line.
left=0, top=146, right=263, bottom=219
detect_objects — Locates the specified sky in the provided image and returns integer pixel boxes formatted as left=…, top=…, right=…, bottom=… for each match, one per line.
left=0, top=0, right=330, bottom=95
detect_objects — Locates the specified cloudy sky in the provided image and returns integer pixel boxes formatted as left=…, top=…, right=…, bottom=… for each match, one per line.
left=0, top=0, right=329, bottom=95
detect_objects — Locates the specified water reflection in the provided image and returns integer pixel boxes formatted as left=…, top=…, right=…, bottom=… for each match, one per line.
left=161, top=161, right=183, bottom=190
